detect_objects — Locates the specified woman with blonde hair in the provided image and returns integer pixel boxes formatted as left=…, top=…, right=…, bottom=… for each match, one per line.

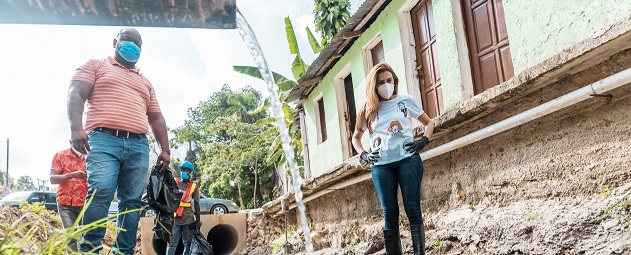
left=352, top=63, right=434, bottom=255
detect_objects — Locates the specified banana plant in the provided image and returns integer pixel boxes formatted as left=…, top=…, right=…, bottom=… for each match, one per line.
left=233, top=17, right=323, bottom=170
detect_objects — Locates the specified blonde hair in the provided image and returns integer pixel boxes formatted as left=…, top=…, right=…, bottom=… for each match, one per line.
left=355, top=63, right=399, bottom=133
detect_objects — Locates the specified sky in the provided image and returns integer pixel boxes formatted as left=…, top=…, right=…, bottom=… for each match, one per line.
left=0, top=0, right=363, bottom=188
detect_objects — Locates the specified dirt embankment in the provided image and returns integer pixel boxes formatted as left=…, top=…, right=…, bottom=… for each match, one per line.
left=273, top=182, right=631, bottom=255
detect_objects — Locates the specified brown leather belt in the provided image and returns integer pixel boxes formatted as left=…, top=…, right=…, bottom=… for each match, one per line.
left=95, top=127, right=145, bottom=139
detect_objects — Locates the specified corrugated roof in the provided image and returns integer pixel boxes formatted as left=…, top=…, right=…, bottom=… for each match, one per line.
left=287, top=0, right=390, bottom=102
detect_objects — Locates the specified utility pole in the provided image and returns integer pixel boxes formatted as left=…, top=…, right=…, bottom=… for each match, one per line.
left=37, top=178, right=48, bottom=191
left=6, top=138, right=8, bottom=187
left=1, top=138, right=8, bottom=187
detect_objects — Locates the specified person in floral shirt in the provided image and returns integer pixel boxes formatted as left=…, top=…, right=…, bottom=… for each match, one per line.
left=50, top=143, right=88, bottom=252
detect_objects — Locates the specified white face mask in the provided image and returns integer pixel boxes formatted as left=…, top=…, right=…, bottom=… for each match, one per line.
left=377, top=83, right=395, bottom=99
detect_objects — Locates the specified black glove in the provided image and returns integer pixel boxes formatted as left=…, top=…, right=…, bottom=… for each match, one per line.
left=194, top=212, right=201, bottom=230
left=360, top=150, right=380, bottom=164
left=403, top=136, right=430, bottom=153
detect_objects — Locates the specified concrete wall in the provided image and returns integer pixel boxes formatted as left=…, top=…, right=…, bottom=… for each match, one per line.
left=420, top=53, right=631, bottom=212
left=306, top=179, right=382, bottom=223
left=504, top=0, right=631, bottom=74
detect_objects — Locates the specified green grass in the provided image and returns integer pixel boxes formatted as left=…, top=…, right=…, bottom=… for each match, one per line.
left=431, top=239, right=446, bottom=252
left=0, top=191, right=139, bottom=255
left=526, top=213, right=538, bottom=221
left=272, top=242, right=282, bottom=254
left=598, top=181, right=611, bottom=198
left=287, top=224, right=297, bottom=237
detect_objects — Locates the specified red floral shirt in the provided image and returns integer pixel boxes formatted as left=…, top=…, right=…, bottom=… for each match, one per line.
left=51, top=148, right=88, bottom=206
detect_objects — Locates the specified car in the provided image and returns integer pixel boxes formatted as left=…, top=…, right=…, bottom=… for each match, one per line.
left=108, top=201, right=154, bottom=217
left=136, top=194, right=239, bottom=216
left=0, top=191, right=58, bottom=212
left=199, top=195, right=239, bottom=214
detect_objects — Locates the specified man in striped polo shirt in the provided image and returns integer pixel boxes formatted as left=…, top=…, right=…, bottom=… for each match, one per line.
left=67, top=27, right=171, bottom=254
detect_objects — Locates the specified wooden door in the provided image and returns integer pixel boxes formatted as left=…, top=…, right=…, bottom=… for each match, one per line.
left=411, top=0, right=443, bottom=118
left=463, top=0, right=514, bottom=94
left=343, top=74, right=358, bottom=156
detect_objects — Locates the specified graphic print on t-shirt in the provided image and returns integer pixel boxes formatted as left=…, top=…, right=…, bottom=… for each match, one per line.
left=398, top=102, right=408, bottom=117
left=387, top=121, right=403, bottom=136
left=372, top=137, right=382, bottom=150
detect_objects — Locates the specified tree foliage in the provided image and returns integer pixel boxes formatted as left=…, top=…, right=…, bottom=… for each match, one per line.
left=232, top=16, right=321, bottom=176
left=16, top=176, right=35, bottom=191
left=314, top=0, right=351, bottom=46
left=173, top=85, right=278, bottom=209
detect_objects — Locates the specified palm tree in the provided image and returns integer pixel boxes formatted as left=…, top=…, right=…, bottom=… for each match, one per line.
left=233, top=17, right=322, bottom=182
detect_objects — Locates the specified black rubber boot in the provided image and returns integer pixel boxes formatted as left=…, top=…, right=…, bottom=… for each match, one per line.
left=410, top=225, right=425, bottom=255
left=383, top=229, right=402, bottom=255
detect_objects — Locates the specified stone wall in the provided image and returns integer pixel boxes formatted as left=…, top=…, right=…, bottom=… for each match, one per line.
left=242, top=209, right=287, bottom=254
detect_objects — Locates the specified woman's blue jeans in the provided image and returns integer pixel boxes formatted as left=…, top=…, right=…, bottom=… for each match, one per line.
left=80, top=130, right=149, bottom=254
left=371, top=153, right=424, bottom=230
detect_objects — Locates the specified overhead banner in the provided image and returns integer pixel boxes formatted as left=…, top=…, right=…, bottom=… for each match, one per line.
left=0, top=0, right=236, bottom=29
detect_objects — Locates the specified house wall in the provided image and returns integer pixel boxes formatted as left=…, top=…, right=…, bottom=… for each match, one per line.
left=305, top=0, right=410, bottom=177
left=503, top=0, right=631, bottom=74
left=432, top=0, right=465, bottom=109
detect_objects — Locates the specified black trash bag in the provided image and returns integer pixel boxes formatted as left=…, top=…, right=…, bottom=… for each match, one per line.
left=146, top=163, right=184, bottom=242
left=190, top=226, right=213, bottom=255
left=146, top=162, right=183, bottom=214
left=153, top=210, right=174, bottom=242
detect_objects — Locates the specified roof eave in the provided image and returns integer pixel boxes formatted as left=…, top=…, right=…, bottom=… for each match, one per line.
left=287, top=0, right=390, bottom=102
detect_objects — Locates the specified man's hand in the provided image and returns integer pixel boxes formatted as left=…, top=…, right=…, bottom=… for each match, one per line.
left=70, top=171, right=87, bottom=179
left=71, top=129, right=90, bottom=155
left=403, top=136, right=430, bottom=153
left=156, top=150, right=170, bottom=173
left=360, top=150, right=380, bottom=164
left=194, top=212, right=201, bottom=230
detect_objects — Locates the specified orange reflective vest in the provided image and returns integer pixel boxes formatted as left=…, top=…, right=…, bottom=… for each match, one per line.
left=175, top=178, right=197, bottom=217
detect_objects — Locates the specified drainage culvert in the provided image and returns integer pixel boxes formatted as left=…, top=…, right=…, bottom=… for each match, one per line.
left=207, top=224, right=239, bottom=254
left=140, top=213, right=247, bottom=255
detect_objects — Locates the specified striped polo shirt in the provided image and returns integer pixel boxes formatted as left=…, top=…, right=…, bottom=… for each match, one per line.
left=71, top=56, right=161, bottom=134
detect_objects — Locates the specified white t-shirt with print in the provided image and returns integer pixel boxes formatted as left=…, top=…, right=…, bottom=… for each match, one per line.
left=362, top=95, right=424, bottom=165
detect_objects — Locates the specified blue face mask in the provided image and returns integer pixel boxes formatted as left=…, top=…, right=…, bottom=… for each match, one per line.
left=180, top=171, right=189, bottom=180
left=117, top=41, right=141, bottom=63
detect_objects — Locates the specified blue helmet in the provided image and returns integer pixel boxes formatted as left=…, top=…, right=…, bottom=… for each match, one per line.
left=178, top=161, right=195, bottom=173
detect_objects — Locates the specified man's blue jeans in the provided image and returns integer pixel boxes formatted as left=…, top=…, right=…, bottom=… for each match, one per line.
left=371, top=153, right=423, bottom=230
left=167, top=224, right=193, bottom=255
left=80, top=130, right=149, bottom=254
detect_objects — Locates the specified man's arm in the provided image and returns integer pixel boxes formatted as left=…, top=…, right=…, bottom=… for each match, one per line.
left=50, top=169, right=87, bottom=184
left=194, top=187, right=201, bottom=230
left=67, top=80, right=94, bottom=154
left=193, top=187, right=201, bottom=214
left=148, top=112, right=170, bottom=172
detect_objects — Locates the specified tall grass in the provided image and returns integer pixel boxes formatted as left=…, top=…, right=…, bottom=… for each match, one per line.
left=0, top=192, right=140, bottom=255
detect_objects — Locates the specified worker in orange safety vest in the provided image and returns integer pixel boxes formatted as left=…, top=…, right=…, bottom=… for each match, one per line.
left=166, top=161, right=201, bottom=255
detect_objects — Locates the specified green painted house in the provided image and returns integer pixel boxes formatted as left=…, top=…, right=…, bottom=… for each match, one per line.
left=286, top=0, right=631, bottom=181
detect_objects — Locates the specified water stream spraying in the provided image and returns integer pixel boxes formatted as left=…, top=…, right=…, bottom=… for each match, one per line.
left=236, top=9, right=314, bottom=254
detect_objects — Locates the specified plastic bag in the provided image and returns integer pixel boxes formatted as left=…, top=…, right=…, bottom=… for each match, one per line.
left=146, top=163, right=184, bottom=242
left=153, top=210, right=173, bottom=242
left=190, top=226, right=213, bottom=255
left=146, top=163, right=183, bottom=214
